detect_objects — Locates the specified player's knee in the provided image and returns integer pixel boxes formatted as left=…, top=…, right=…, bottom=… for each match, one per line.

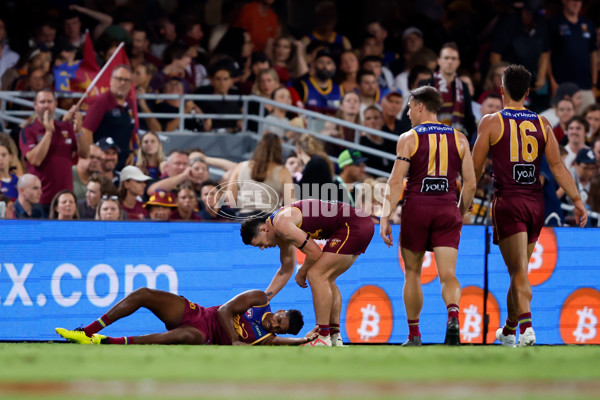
left=130, top=287, right=152, bottom=299
left=177, top=329, right=204, bottom=344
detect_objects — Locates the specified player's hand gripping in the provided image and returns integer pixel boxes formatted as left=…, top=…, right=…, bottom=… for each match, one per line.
left=379, top=218, right=393, bottom=247
left=295, top=267, right=308, bottom=288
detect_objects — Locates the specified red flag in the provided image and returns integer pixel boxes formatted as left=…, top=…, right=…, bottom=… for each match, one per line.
left=70, top=31, right=100, bottom=95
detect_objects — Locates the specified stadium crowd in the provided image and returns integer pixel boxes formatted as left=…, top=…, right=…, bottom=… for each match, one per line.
left=0, top=0, right=599, bottom=225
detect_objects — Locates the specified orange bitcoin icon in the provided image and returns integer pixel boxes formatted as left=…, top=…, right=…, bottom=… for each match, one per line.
left=458, top=286, right=501, bottom=344
left=398, top=246, right=438, bottom=284
left=345, top=285, right=393, bottom=343
left=527, top=227, right=557, bottom=286
left=560, top=288, right=600, bottom=344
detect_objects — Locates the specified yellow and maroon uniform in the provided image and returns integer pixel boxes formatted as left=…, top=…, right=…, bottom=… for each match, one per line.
left=489, top=107, right=547, bottom=244
left=269, top=199, right=374, bottom=255
left=401, top=122, right=464, bottom=252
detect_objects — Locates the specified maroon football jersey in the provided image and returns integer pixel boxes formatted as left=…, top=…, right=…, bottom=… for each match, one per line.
left=404, top=122, right=463, bottom=206
left=489, top=108, right=547, bottom=196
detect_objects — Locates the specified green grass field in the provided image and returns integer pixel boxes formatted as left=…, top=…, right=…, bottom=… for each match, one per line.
left=0, top=343, right=599, bottom=400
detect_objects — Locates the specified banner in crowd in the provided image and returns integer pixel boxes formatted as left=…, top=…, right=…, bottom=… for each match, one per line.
left=0, top=221, right=598, bottom=344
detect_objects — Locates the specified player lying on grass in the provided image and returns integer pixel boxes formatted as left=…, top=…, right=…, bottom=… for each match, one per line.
left=56, top=288, right=317, bottom=345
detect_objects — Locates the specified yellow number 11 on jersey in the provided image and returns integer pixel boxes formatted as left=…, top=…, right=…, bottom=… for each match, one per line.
left=427, top=134, right=448, bottom=176
left=509, top=119, right=539, bottom=162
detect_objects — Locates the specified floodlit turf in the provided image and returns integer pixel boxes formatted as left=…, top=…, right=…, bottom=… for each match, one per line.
left=0, top=343, right=599, bottom=399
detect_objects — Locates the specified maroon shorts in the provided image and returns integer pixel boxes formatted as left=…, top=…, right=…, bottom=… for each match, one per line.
left=166, top=300, right=227, bottom=345
left=400, top=202, right=462, bottom=252
left=491, top=194, right=544, bottom=245
left=323, top=213, right=375, bottom=255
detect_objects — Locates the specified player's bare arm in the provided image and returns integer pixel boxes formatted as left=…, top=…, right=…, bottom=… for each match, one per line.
left=273, top=208, right=322, bottom=288
left=472, top=113, right=499, bottom=182
left=457, top=132, right=477, bottom=216
left=218, top=290, right=269, bottom=346
left=261, top=326, right=319, bottom=346
left=265, top=242, right=295, bottom=300
left=542, top=116, right=588, bottom=227
left=380, top=130, right=414, bottom=247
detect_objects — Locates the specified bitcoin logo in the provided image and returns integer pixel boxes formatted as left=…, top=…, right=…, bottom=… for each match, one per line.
left=460, top=304, right=482, bottom=343
left=527, top=227, right=557, bottom=286
left=573, top=307, right=597, bottom=343
left=459, top=286, right=501, bottom=344
left=560, top=288, right=600, bottom=344
left=357, top=304, right=380, bottom=341
left=398, top=248, right=438, bottom=284
left=345, top=285, right=393, bottom=343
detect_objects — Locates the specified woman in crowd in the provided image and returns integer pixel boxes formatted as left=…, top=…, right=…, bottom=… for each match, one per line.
left=118, top=166, right=151, bottom=220
left=77, top=173, right=116, bottom=219
left=583, top=104, right=600, bottom=145
left=266, top=35, right=308, bottom=85
left=294, top=134, right=334, bottom=199
left=359, top=105, right=394, bottom=174
left=170, top=181, right=202, bottom=221
left=213, top=27, right=254, bottom=83
left=227, top=132, right=294, bottom=217
left=49, top=190, right=79, bottom=220
left=336, top=50, right=360, bottom=93
left=95, top=196, right=123, bottom=221
left=263, top=87, right=295, bottom=140
left=135, top=131, right=165, bottom=180
left=0, top=135, right=18, bottom=201
left=133, top=62, right=161, bottom=133
left=478, top=62, right=509, bottom=104
left=321, top=91, right=361, bottom=156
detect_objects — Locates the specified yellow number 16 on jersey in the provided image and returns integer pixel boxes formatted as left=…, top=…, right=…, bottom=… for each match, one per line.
left=510, top=119, right=539, bottom=162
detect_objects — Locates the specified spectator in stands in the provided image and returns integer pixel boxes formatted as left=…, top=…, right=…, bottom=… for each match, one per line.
left=394, top=49, right=437, bottom=112
left=154, top=77, right=204, bottom=132
left=77, top=173, right=115, bottom=219
left=540, top=82, right=580, bottom=128
left=559, top=148, right=598, bottom=210
left=13, top=66, right=50, bottom=92
left=239, top=51, right=271, bottom=94
left=284, top=153, right=303, bottom=181
left=554, top=99, right=575, bottom=145
left=234, top=0, right=279, bottom=52
left=0, top=133, right=23, bottom=177
left=593, top=137, right=600, bottom=168
left=213, top=27, right=254, bottom=82
left=478, top=93, right=503, bottom=121
left=0, top=18, right=20, bottom=82
left=147, top=150, right=190, bottom=196
left=264, top=87, right=294, bottom=140
left=14, top=174, right=45, bottom=219
left=129, top=26, right=163, bottom=70
left=381, top=91, right=404, bottom=136
left=583, top=104, right=600, bottom=145
left=336, top=50, right=360, bottom=93
left=425, top=42, right=476, bottom=140
left=118, top=165, right=151, bottom=220
left=228, top=133, right=294, bottom=217
left=478, top=62, right=509, bottom=104
left=564, top=116, right=590, bottom=168
left=151, top=15, right=178, bottom=61
left=72, top=144, right=103, bottom=201
left=29, top=20, right=57, bottom=51
left=301, top=1, right=351, bottom=55
left=95, top=195, right=123, bottom=221
left=49, top=190, right=78, bottom=220
left=170, top=182, right=202, bottom=221
left=294, top=134, right=334, bottom=200
left=135, top=131, right=165, bottom=180
left=62, top=5, right=112, bottom=47
left=2, top=49, right=51, bottom=91
left=144, top=190, right=176, bottom=221
left=0, top=193, right=14, bottom=219
left=399, top=27, right=425, bottom=76
left=360, top=105, right=394, bottom=173
left=335, top=149, right=367, bottom=207
left=365, top=21, right=399, bottom=71
left=267, top=36, right=308, bottom=85
left=150, top=43, right=194, bottom=93
left=96, top=137, right=121, bottom=187
left=20, top=89, right=88, bottom=213
left=589, top=174, right=600, bottom=217
left=295, top=49, right=342, bottom=115
left=0, top=135, right=18, bottom=201
left=198, top=180, right=229, bottom=220
left=360, top=55, right=394, bottom=98
left=133, top=62, right=162, bottom=133
left=549, top=0, right=598, bottom=98
left=356, top=69, right=379, bottom=117
left=82, top=65, right=137, bottom=171
left=194, top=61, right=242, bottom=133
